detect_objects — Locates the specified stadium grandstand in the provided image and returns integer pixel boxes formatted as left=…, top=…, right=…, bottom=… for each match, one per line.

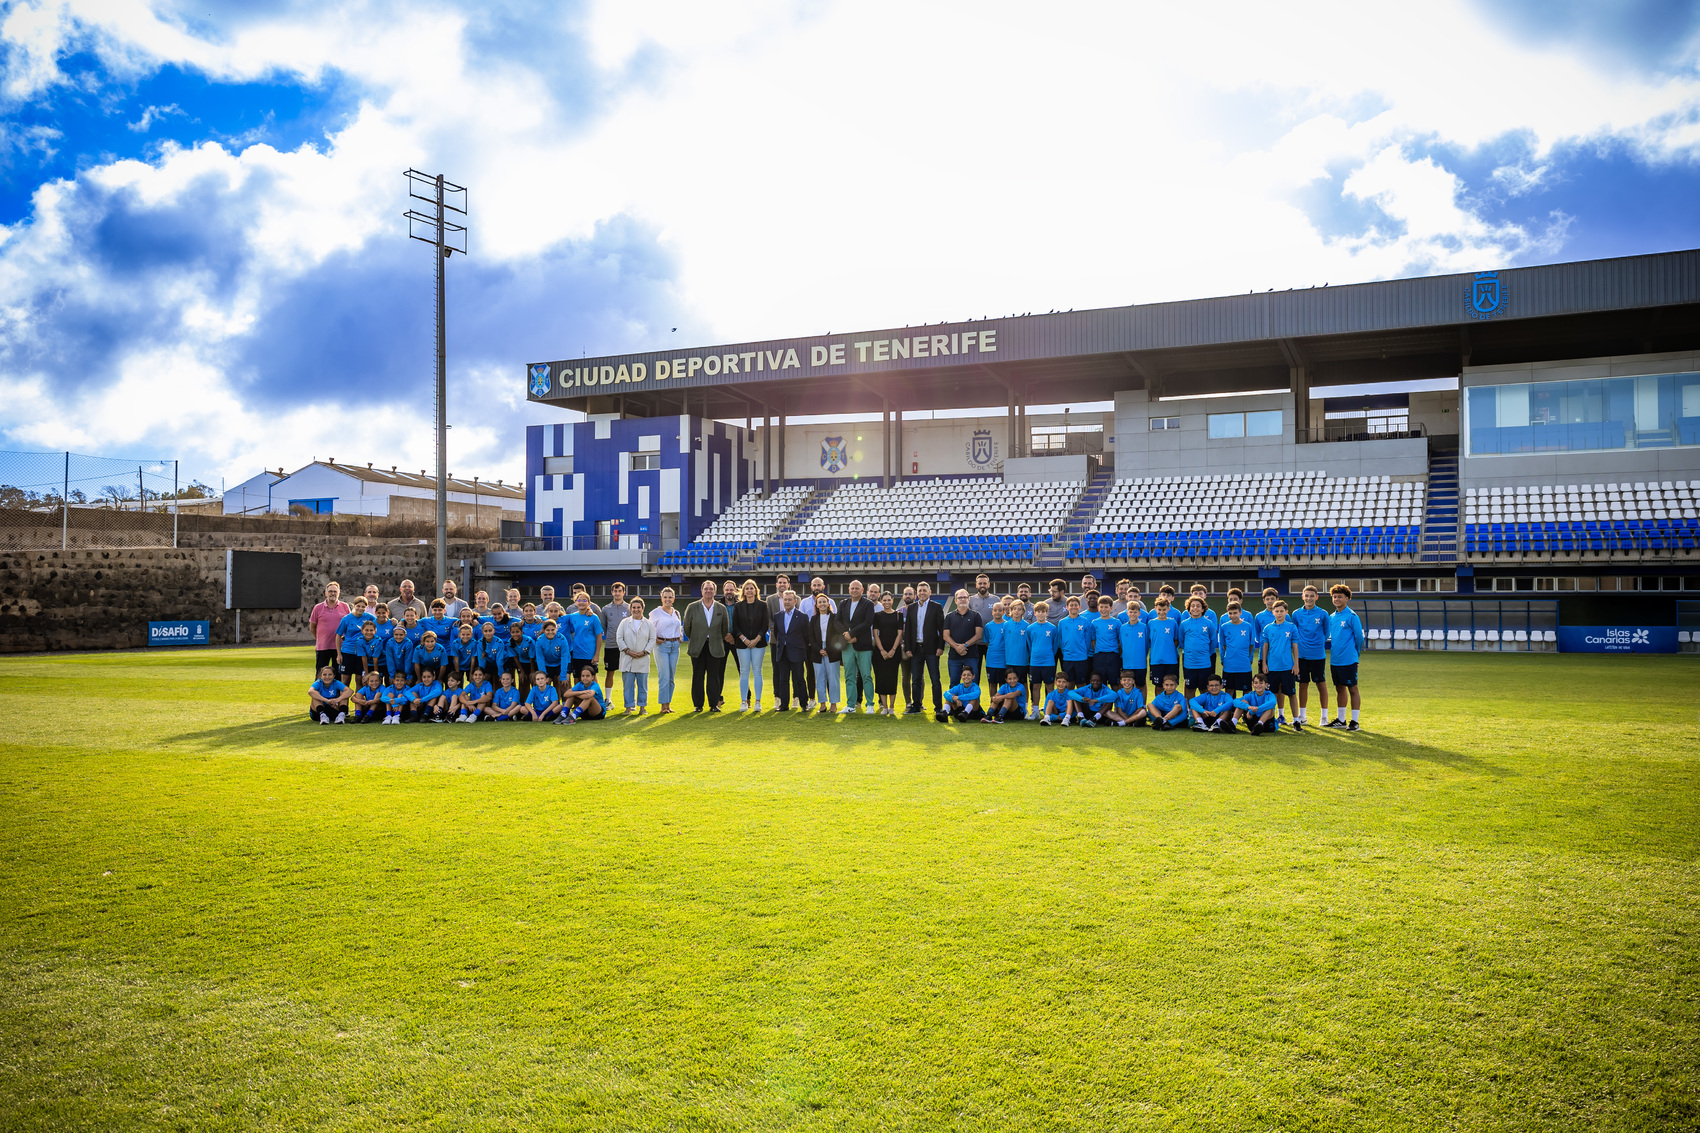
left=498, top=248, right=1700, bottom=653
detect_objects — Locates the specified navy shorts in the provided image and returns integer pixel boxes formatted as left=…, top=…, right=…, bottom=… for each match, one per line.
left=1125, top=667, right=1147, bottom=688
left=1149, top=662, right=1179, bottom=688
left=569, top=655, right=598, bottom=678
left=1183, top=666, right=1216, bottom=692
left=1331, top=663, right=1360, bottom=688
left=1222, top=670, right=1254, bottom=695
left=1267, top=671, right=1296, bottom=696
left=1027, top=662, right=1056, bottom=684
left=1091, top=651, right=1123, bottom=682
left=995, top=664, right=1028, bottom=685
left=540, top=663, right=563, bottom=681
left=1062, top=659, right=1092, bottom=688
left=1298, top=658, right=1327, bottom=683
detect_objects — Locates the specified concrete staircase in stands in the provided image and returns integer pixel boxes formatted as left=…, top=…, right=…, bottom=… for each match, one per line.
left=730, top=486, right=832, bottom=572
left=1420, top=450, right=1458, bottom=563
left=1038, top=469, right=1113, bottom=569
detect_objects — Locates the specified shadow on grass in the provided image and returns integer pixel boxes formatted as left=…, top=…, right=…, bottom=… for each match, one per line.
left=160, top=699, right=1509, bottom=779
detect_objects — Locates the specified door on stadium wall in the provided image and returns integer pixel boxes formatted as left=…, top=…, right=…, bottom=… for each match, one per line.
left=660, top=512, right=679, bottom=550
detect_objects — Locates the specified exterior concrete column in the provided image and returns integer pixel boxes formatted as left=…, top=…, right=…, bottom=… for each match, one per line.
left=763, top=413, right=772, bottom=495
left=777, top=411, right=786, bottom=487
left=881, top=398, right=891, bottom=488
left=895, top=406, right=904, bottom=482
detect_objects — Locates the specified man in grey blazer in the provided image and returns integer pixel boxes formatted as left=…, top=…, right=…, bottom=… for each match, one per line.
left=682, top=580, right=732, bottom=712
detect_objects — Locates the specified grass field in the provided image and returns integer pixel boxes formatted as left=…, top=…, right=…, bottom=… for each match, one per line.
left=1, top=646, right=1697, bottom=1131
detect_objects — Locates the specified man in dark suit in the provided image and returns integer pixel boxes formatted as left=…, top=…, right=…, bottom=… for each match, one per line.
left=681, top=580, right=731, bottom=712
left=904, top=581, right=945, bottom=715
left=838, top=579, right=876, bottom=714
left=769, top=589, right=809, bottom=711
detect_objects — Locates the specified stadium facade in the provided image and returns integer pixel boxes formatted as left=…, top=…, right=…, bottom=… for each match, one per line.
left=492, top=249, right=1700, bottom=652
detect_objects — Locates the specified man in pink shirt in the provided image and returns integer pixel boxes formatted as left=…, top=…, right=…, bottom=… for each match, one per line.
left=309, top=582, right=350, bottom=675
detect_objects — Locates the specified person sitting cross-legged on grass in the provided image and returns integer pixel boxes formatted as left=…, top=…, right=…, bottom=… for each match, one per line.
left=309, top=665, right=351, bottom=725
left=1148, top=674, right=1188, bottom=731
left=524, top=670, right=561, bottom=722
left=560, top=664, right=608, bottom=724
left=1190, top=676, right=1236, bottom=733
left=458, top=667, right=493, bottom=723
left=1040, top=673, right=1083, bottom=726
left=1234, top=673, right=1280, bottom=735
left=1076, top=672, right=1115, bottom=728
left=1106, top=673, right=1148, bottom=727
left=410, top=669, right=449, bottom=723
left=486, top=672, right=525, bottom=721
left=937, top=668, right=984, bottom=722
left=348, top=671, right=384, bottom=724
left=441, top=673, right=463, bottom=723
left=982, top=669, right=1027, bottom=723
left=379, top=671, right=411, bottom=725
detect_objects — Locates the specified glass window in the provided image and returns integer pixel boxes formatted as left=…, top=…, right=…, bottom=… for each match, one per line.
left=1246, top=410, right=1283, bottom=437
left=543, top=456, right=574, bottom=475
left=1149, top=416, right=1180, bottom=431
left=1465, top=371, right=1700, bottom=455
left=1207, top=412, right=1245, bottom=439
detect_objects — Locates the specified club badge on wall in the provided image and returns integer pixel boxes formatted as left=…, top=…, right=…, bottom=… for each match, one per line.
left=821, top=436, right=849, bottom=473
left=1467, top=271, right=1506, bottom=320
left=967, top=428, right=1000, bottom=469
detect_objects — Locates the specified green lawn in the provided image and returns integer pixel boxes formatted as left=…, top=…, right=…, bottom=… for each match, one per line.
left=1, top=647, right=1697, bottom=1132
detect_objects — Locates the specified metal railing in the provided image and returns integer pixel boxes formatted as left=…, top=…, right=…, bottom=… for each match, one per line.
left=1298, top=423, right=1428, bottom=444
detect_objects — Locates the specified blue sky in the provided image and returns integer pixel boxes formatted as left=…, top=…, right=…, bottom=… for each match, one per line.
left=1, top=0, right=1698, bottom=488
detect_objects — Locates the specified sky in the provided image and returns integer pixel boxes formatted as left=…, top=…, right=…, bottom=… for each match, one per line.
left=1, top=0, right=1698, bottom=490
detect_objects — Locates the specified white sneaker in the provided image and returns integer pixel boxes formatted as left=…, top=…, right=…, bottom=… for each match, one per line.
left=838, top=705, right=853, bottom=714
left=334, top=712, right=346, bottom=724
left=319, top=712, right=330, bottom=724
left=1061, top=717, right=1071, bottom=727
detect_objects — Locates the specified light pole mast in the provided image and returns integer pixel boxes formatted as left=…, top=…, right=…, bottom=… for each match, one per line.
left=404, top=169, right=468, bottom=595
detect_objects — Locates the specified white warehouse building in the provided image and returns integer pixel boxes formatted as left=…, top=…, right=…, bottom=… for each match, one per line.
left=223, top=459, right=524, bottom=530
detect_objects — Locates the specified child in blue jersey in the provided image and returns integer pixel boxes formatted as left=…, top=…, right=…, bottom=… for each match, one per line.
left=532, top=619, right=568, bottom=694
left=560, top=664, right=608, bottom=723
left=379, top=672, right=411, bottom=724
left=1090, top=595, right=1122, bottom=686
left=519, top=602, right=544, bottom=637
left=1190, top=676, right=1235, bottom=732
left=1056, top=596, right=1091, bottom=689
left=1179, top=596, right=1219, bottom=697
left=451, top=623, right=479, bottom=681
left=1116, top=610, right=1150, bottom=704
left=336, top=597, right=372, bottom=682
left=411, top=669, right=448, bottom=723
left=487, top=672, right=525, bottom=720
left=349, top=671, right=384, bottom=724
left=983, top=603, right=1008, bottom=686
left=1002, top=599, right=1031, bottom=696
left=1254, top=587, right=1280, bottom=645
left=1146, top=598, right=1181, bottom=693
left=1076, top=673, right=1115, bottom=727
left=938, top=668, right=983, bottom=722
left=524, top=671, right=561, bottom=721
left=1290, top=585, right=1332, bottom=729
left=380, top=623, right=412, bottom=686
left=565, top=597, right=604, bottom=678
left=501, top=621, right=531, bottom=688
left=399, top=606, right=423, bottom=647
left=476, top=621, right=505, bottom=681
left=1325, top=584, right=1367, bottom=730
left=457, top=667, right=493, bottom=723
left=370, top=602, right=395, bottom=646
left=1234, top=673, right=1280, bottom=735
left=442, top=673, right=463, bottom=721
left=351, top=620, right=381, bottom=684
left=1148, top=674, right=1188, bottom=731
left=418, top=598, right=455, bottom=644
left=1260, top=601, right=1302, bottom=731
left=1026, top=601, right=1060, bottom=720
left=1107, top=674, right=1147, bottom=727
left=1039, top=674, right=1082, bottom=726
left=308, top=665, right=350, bottom=724
left=411, top=630, right=449, bottom=683
left=1217, top=602, right=1260, bottom=696
left=983, top=669, right=1027, bottom=723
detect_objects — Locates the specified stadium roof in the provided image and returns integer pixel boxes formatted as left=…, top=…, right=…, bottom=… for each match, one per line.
left=527, top=248, right=1700, bottom=420
left=283, top=460, right=524, bottom=499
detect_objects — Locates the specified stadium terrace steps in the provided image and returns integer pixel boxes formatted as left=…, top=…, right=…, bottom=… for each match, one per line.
left=656, top=485, right=819, bottom=573
left=1419, top=451, right=1458, bottom=563
left=1041, top=469, right=1112, bottom=568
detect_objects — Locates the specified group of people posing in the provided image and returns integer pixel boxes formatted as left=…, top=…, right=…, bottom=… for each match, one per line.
left=303, top=573, right=1369, bottom=733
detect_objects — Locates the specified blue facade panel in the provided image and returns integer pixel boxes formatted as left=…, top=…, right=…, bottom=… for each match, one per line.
left=524, top=416, right=757, bottom=549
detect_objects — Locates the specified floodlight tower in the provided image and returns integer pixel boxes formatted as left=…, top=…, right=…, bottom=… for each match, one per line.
left=404, top=169, right=468, bottom=594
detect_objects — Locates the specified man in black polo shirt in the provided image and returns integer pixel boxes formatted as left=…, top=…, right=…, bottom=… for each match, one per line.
left=943, top=587, right=985, bottom=689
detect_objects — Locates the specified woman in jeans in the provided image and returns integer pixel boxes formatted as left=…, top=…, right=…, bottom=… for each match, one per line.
left=650, top=587, right=683, bottom=714
left=732, top=579, right=771, bottom=712
left=616, top=595, right=656, bottom=715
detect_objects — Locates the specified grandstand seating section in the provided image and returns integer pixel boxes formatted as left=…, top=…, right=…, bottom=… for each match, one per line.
left=1071, top=472, right=1425, bottom=563
left=655, top=484, right=810, bottom=571
left=1462, top=480, right=1698, bottom=557
left=757, top=478, right=1078, bottom=570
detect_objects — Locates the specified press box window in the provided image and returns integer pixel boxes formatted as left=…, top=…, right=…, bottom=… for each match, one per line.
left=543, top=456, right=573, bottom=475
left=1208, top=410, right=1282, bottom=439
left=628, top=453, right=660, bottom=471
left=1149, top=416, right=1180, bottom=430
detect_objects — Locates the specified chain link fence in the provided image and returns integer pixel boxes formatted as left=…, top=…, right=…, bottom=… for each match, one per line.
left=0, top=450, right=199, bottom=550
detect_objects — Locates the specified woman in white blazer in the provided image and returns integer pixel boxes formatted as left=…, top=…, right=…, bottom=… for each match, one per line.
left=616, top=595, right=658, bottom=715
